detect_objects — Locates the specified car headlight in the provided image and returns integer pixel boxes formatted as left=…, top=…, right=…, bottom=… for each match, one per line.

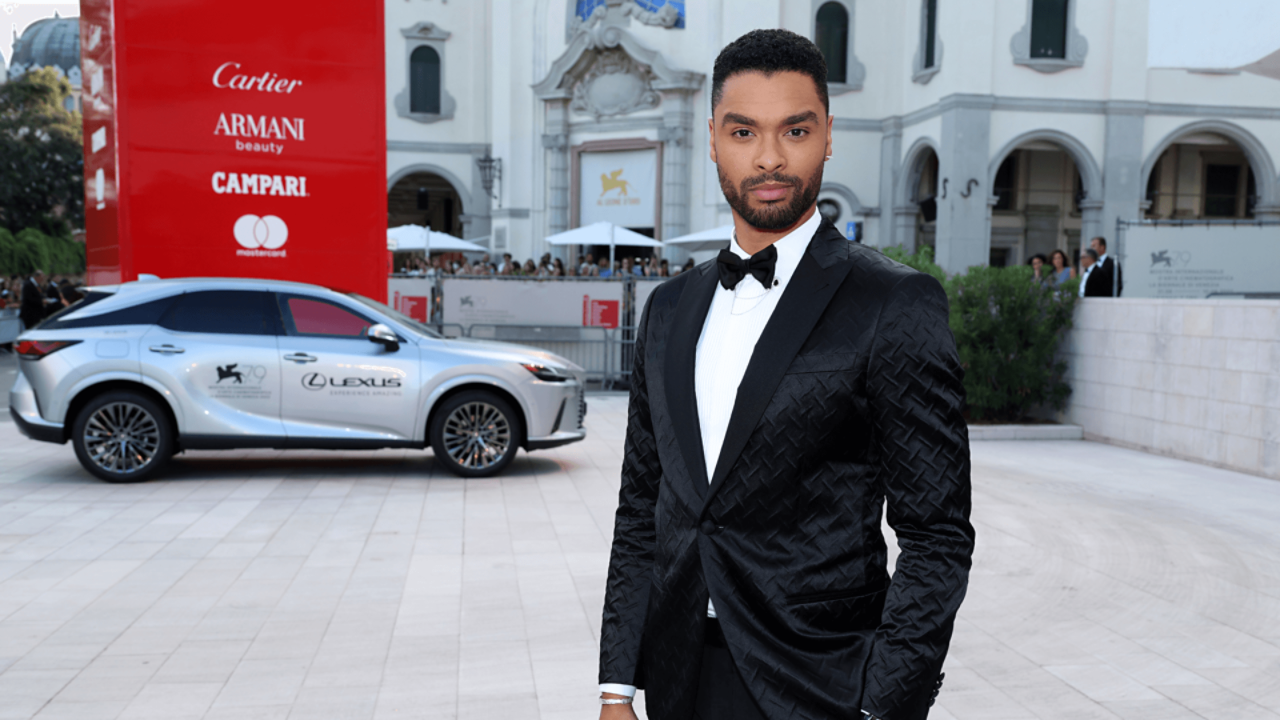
left=521, top=363, right=572, bottom=382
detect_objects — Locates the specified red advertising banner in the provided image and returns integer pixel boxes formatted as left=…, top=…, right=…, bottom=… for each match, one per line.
left=80, top=0, right=387, bottom=300
left=583, top=295, right=620, bottom=329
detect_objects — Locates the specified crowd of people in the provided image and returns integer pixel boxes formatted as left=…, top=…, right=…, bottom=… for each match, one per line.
left=1027, top=235, right=1124, bottom=297
left=2, top=270, right=87, bottom=329
left=398, top=252, right=698, bottom=279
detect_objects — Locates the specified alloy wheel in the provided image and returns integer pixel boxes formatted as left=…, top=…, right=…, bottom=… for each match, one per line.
left=82, top=402, right=161, bottom=475
left=442, top=401, right=512, bottom=470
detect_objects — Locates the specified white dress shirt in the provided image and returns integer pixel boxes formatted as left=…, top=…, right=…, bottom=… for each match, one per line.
left=1079, top=265, right=1093, bottom=297
left=600, top=211, right=822, bottom=699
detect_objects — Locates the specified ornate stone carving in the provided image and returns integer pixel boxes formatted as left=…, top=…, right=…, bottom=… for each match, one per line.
left=541, top=133, right=570, bottom=151
left=623, top=1, right=680, bottom=27
left=401, top=22, right=451, bottom=41
left=658, top=125, right=687, bottom=147
left=569, top=48, right=659, bottom=120
left=567, top=0, right=681, bottom=39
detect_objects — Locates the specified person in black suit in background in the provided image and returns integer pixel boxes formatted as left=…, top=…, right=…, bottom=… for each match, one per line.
left=1089, top=236, right=1122, bottom=296
left=19, top=270, right=47, bottom=329
left=1079, top=249, right=1111, bottom=298
left=598, top=30, right=974, bottom=720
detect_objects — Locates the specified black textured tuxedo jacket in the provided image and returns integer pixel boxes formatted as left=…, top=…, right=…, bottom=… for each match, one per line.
left=599, top=218, right=975, bottom=720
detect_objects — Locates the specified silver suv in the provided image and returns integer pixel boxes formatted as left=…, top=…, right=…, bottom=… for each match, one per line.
left=9, top=278, right=586, bottom=481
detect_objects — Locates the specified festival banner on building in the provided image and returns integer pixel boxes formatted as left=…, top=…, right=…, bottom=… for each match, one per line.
left=1122, top=222, right=1280, bottom=298
left=80, top=0, right=387, bottom=299
left=578, top=149, right=658, bottom=229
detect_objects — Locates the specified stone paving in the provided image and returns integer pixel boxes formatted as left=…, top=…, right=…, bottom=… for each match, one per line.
left=0, top=389, right=1278, bottom=719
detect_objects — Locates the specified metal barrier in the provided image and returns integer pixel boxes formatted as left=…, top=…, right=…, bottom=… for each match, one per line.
left=0, top=308, right=23, bottom=346
left=391, top=274, right=674, bottom=388
left=467, top=324, right=614, bottom=384
left=611, top=326, right=638, bottom=390
left=427, top=323, right=466, bottom=338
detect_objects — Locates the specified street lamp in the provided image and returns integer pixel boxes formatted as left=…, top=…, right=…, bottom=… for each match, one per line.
left=477, top=153, right=502, bottom=208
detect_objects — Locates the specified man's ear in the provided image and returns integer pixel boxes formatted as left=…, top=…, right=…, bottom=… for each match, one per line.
left=708, top=117, right=717, bottom=164
left=825, top=114, right=834, bottom=159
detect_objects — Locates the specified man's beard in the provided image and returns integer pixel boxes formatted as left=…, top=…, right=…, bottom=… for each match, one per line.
left=718, top=162, right=823, bottom=232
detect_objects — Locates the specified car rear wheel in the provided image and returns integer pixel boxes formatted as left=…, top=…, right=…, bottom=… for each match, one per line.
left=429, top=390, right=522, bottom=478
left=72, top=391, right=174, bottom=483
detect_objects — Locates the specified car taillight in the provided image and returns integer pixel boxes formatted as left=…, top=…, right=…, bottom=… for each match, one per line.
left=15, top=340, right=81, bottom=359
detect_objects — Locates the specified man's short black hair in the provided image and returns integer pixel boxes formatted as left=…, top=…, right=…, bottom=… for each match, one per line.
left=1092, top=236, right=1107, bottom=250
left=712, top=29, right=828, bottom=115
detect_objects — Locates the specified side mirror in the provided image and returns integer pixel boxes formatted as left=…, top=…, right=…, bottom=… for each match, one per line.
left=367, top=323, right=400, bottom=352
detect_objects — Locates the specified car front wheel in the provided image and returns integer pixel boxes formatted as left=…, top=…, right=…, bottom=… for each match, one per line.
left=71, top=391, right=174, bottom=483
left=429, top=390, right=522, bottom=478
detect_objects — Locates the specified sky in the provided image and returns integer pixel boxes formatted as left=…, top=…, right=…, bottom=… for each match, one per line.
left=2, top=2, right=79, bottom=68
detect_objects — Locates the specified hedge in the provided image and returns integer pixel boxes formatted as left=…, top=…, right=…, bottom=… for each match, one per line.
left=881, top=245, right=1079, bottom=422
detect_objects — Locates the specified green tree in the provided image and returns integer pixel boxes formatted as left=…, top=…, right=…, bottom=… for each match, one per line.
left=11, top=228, right=51, bottom=275
left=0, top=67, right=84, bottom=238
left=0, top=227, right=16, bottom=274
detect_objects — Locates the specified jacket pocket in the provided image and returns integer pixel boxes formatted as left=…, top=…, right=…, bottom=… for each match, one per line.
left=786, top=584, right=883, bottom=606
left=784, top=352, right=857, bottom=374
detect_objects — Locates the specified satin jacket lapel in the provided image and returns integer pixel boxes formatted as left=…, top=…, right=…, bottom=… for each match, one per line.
left=704, top=223, right=855, bottom=506
left=664, top=262, right=719, bottom=498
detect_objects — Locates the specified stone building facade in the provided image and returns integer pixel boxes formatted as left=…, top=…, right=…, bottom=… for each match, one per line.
left=386, top=0, right=1280, bottom=272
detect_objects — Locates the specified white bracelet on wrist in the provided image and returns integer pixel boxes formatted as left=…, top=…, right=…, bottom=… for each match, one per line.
left=601, top=697, right=634, bottom=705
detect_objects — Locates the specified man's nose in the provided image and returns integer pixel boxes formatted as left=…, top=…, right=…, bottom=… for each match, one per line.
left=754, top=136, right=784, bottom=173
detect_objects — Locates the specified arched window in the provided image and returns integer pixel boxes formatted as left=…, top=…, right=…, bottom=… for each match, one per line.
left=815, top=2, right=849, bottom=84
left=410, top=46, right=441, bottom=114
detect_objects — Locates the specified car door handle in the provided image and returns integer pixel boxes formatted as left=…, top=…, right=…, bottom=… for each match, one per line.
left=148, top=345, right=185, bottom=354
left=283, top=353, right=317, bottom=363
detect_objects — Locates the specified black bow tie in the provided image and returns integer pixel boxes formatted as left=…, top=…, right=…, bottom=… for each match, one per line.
left=717, top=244, right=778, bottom=290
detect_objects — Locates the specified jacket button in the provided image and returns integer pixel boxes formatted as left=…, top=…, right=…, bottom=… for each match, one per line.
left=699, top=519, right=721, bottom=536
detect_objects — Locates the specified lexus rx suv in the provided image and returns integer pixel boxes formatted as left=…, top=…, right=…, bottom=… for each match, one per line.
left=9, top=278, right=586, bottom=481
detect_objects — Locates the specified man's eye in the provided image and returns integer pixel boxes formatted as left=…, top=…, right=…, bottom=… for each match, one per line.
left=732, top=129, right=753, bottom=138
left=786, top=128, right=808, bottom=137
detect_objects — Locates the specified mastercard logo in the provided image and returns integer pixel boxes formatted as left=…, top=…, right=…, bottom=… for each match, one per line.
left=233, top=214, right=288, bottom=250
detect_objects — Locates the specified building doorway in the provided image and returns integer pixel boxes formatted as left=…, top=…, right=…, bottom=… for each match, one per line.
left=989, top=143, right=1085, bottom=267
left=388, top=172, right=464, bottom=237
left=910, top=147, right=939, bottom=252
left=1145, top=133, right=1257, bottom=220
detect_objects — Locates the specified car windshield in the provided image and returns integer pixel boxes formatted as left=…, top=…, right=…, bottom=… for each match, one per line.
left=345, top=292, right=442, bottom=338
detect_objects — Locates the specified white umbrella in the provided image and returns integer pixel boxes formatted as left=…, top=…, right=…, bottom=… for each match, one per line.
left=544, top=221, right=662, bottom=266
left=387, top=225, right=488, bottom=253
left=665, top=224, right=735, bottom=253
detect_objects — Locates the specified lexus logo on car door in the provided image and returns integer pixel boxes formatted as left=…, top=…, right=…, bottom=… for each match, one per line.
left=301, top=372, right=326, bottom=391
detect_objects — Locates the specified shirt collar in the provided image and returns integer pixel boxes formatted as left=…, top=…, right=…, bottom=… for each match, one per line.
left=729, top=209, right=822, bottom=288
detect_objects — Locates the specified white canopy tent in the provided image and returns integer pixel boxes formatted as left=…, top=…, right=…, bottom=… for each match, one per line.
left=1147, top=0, right=1280, bottom=79
left=387, top=224, right=488, bottom=253
left=544, top=221, right=663, bottom=265
left=664, top=224, right=735, bottom=253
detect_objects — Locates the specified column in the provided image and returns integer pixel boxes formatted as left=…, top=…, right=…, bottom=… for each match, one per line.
left=935, top=96, right=993, bottom=273
left=892, top=206, right=918, bottom=252
left=1100, top=101, right=1146, bottom=246
left=659, top=90, right=694, bottom=245
left=542, top=98, right=571, bottom=243
left=878, top=117, right=902, bottom=248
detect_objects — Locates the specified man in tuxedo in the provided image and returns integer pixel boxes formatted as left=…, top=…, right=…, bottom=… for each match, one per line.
left=598, top=29, right=974, bottom=720
left=19, top=270, right=47, bottom=329
left=1079, top=249, right=1109, bottom=298
left=1089, top=236, right=1122, bottom=297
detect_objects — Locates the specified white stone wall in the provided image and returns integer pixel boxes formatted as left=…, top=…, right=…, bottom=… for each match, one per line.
left=1058, top=298, right=1280, bottom=480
